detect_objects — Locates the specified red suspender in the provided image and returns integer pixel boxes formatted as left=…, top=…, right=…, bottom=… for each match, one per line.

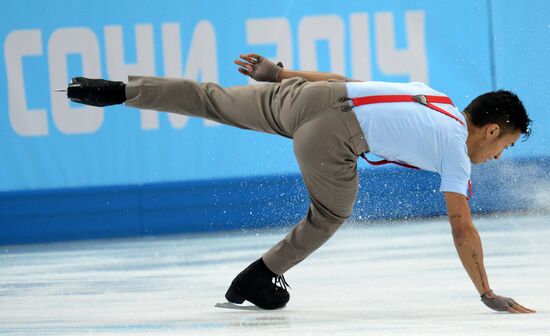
left=361, top=157, right=420, bottom=170
left=351, top=94, right=472, bottom=200
left=352, top=94, right=463, bottom=125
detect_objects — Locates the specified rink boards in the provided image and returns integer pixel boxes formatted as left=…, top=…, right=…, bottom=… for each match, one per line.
left=1, top=158, right=549, bottom=244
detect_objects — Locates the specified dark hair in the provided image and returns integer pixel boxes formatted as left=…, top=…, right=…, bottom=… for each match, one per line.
left=464, top=90, right=532, bottom=139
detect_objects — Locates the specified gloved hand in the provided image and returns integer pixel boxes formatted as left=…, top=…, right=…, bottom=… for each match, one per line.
left=234, top=53, right=283, bottom=82
left=480, top=290, right=536, bottom=313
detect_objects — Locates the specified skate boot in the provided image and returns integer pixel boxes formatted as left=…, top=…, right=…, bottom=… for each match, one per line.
left=67, top=77, right=126, bottom=107
left=225, top=258, right=290, bottom=310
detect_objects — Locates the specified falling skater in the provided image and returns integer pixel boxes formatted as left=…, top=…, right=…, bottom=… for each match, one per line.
left=65, top=53, right=535, bottom=313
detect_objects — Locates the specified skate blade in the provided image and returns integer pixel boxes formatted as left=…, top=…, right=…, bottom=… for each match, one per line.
left=215, top=302, right=262, bottom=311
left=53, top=89, right=67, bottom=92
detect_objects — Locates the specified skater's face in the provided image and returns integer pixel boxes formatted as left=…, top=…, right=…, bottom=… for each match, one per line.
left=468, top=125, right=520, bottom=164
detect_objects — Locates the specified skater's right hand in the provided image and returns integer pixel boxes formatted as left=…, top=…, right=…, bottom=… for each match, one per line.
left=480, top=290, right=536, bottom=313
left=234, top=53, right=283, bottom=82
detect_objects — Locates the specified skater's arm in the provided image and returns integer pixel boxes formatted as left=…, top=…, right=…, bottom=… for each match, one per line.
left=444, top=192, right=490, bottom=295
left=235, top=53, right=361, bottom=83
left=444, top=192, right=535, bottom=313
left=279, top=69, right=360, bottom=82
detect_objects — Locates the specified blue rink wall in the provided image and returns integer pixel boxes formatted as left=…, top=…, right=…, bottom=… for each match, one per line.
left=1, top=0, right=549, bottom=245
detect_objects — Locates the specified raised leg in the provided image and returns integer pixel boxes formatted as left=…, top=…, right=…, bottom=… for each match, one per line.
left=125, top=75, right=292, bottom=137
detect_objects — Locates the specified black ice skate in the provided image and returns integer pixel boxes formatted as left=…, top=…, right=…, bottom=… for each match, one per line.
left=224, top=258, right=290, bottom=310
left=67, top=77, right=126, bottom=107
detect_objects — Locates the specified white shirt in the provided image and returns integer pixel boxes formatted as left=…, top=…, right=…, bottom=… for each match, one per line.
left=346, top=81, right=471, bottom=196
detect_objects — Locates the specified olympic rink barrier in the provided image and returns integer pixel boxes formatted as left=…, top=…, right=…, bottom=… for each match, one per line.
left=2, top=158, right=549, bottom=245
left=1, top=0, right=549, bottom=244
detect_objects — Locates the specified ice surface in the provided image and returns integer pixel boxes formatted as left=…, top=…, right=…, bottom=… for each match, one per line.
left=1, top=213, right=549, bottom=335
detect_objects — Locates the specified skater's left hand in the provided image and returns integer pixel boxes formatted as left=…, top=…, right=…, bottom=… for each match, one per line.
left=481, top=290, right=536, bottom=313
left=234, top=53, right=283, bottom=82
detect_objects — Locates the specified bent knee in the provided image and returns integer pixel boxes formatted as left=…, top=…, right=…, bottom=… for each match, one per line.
left=308, top=201, right=353, bottom=229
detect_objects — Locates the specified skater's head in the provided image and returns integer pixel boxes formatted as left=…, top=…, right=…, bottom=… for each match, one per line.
left=463, top=90, right=531, bottom=164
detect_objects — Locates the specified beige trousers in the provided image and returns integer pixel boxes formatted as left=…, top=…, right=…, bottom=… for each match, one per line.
left=125, top=76, right=369, bottom=275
